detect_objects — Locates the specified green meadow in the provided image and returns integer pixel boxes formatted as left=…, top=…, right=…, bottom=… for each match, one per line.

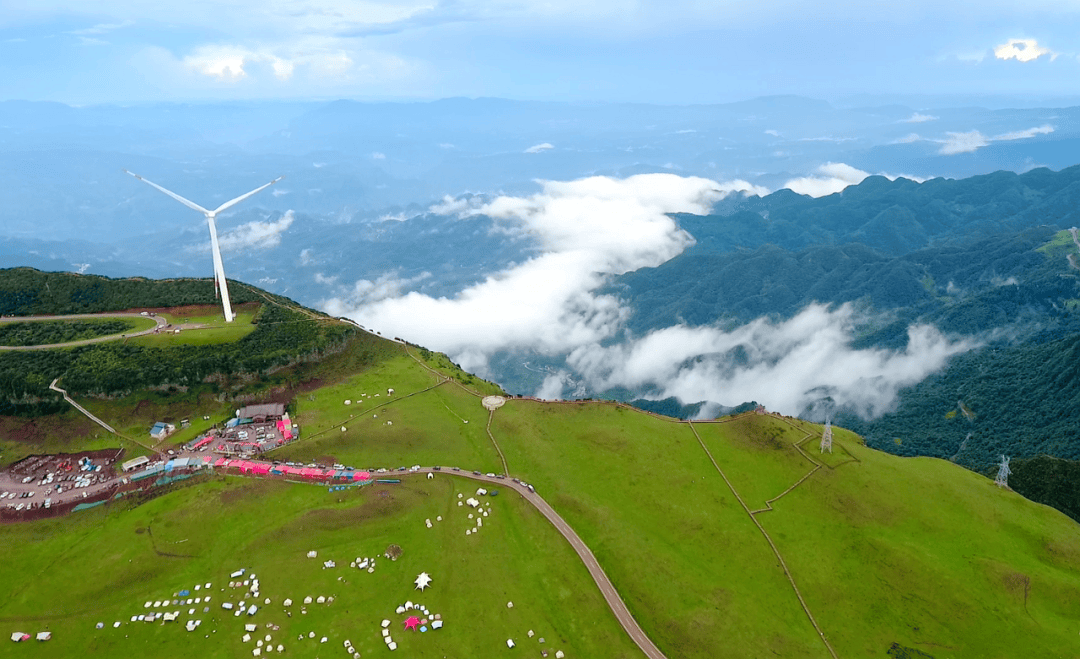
left=130, top=304, right=260, bottom=347
left=4, top=309, right=1080, bottom=659
left=0, top=474, right=641, bottom=658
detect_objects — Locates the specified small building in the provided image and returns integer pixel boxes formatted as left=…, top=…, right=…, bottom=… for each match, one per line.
left=122, top=455, right=150, bottom=472
left=150, top=422, right=176, bottom=440
left=236, top=404, right=285, bottom=422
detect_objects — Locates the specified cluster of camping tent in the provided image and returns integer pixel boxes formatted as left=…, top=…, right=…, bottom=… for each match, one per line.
left=10, top=632, right=49, bottom=642
left=213, top=458, right=371, bottom=482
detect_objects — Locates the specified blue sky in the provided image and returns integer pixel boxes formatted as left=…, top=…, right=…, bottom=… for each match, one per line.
left=1, top=0, right=1079, bottom=104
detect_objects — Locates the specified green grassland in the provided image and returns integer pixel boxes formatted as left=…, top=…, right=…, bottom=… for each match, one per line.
left=1035, top=228, right=1077, bottom=257
left=130, top=304, right=260, bottom=348
left=0, top=474, right=641, bottom=658
left=4, top=297, right=1080, bottom=658
left=272, top=354, right=503, bottom=473
left=489, top=401, right=1080, bottom=658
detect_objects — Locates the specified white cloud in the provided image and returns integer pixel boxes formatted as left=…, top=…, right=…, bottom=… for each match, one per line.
left=299, top=248, right=314, bottom=265
left=901, top=112, right=937, bottom=123
left=567, top=303, right=975, bottom=419
left=783, top=162, right=870, bottom=197
left=536, top=371, right=569, bottom=400
left=182, top=44, right=303, bottom=81
left=372, top=152, right=386, bottom=159
left=994, top=124, right=1054, bottom=141
left=782, top=163, right=925, bottom=196
left=68, top=20, right=134, bottom=36
left=183, top=45, right=264, bottom=81
left=939, top=130, right=988, bottom=155
left=428, top=194, right=482, bottom=216
left=271, top=188, right=289, bottom=196
left=893, top=133, right=924, bottom=144
left=524, top=143, right=554, bottom=154
left=378, top=212, right=416, bottom=222
left=323, top=173, right=748, bottom=372
left=322, top=271, right=431, bottom=306
left=994, top=38, right=1055, bottom=62
left=214, top=211, right=295, bottom=251
left=937, top=124, right=1053, bottom=154
left=764, top=129, right=781, bottom=137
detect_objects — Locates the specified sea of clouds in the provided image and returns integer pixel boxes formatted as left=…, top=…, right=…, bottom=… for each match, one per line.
left=321, top=172, right=974, bottom=419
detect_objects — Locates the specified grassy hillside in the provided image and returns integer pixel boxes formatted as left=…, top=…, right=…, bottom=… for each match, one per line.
left=490, top=403, right=1080, bottom=658
left=0, top=475, right=641, bottom=659
left=2, top=281, right=1080, bottom=658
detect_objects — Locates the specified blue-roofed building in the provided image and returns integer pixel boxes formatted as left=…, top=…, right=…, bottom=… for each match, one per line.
left=150, top=422, right=176, bottom=440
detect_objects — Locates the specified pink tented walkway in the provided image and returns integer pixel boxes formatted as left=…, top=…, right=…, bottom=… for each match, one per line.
left=211, top=457, right=371, bottom=484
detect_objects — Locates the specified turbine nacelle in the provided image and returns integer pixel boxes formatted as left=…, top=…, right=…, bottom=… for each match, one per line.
left=124, top=170, right=285, bottom=323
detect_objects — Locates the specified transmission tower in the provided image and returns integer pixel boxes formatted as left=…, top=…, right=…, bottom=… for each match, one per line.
left=994, top=455, right=1011, bottom=488
left=820, top=418, right=833, bottom=454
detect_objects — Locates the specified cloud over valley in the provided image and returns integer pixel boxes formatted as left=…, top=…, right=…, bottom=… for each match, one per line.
left=320, top=174, right=973, bottom=418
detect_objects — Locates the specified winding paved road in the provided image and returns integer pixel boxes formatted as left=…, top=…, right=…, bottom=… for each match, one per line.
left=0, top=313, right=167, bottom=351
left=375, top=468, right=667, bottom=659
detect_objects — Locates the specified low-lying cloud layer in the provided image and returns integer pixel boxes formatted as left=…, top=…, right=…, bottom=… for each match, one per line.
left=322, top=174, right=972, bottom=419
left=323, top=174, right=746, bottom=370
left=215, top=210, right=295, bottom=251
left=900, top=124, right=1056, bottom=155
left=782, top=163, right=923, bottom=198
left=567, top=304, right=975, bottom=419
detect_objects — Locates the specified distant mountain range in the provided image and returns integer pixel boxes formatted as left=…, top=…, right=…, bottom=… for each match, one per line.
left=4, top=96, right=1080, bottom=473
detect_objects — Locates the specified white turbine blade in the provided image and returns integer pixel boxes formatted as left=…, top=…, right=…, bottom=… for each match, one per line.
left=206, top=216, right=234, bottom=323
left=124, top=170, right=210, bottom=214
left=212, top=175, right=285, bottom=214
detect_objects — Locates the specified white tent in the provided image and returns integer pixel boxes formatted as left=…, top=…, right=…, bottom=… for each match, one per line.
left=414, top=572, right=433, bottom=590
left=507, top=639, right=515, bottom=648
left=36, top=632, right=52, bottom=641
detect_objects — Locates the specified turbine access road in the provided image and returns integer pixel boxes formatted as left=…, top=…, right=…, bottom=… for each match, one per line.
left=0, top=313, right=168, bottom=351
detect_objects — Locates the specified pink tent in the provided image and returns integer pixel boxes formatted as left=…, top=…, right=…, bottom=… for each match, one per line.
left=251, top=464, right=271, bottom=475
left=213, top=457, right=227, bottom=467
left=353, top=472, right=371, bottom=481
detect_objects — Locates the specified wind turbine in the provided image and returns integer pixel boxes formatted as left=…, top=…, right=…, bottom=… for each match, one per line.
left=124, top=170, right=284, bottom=322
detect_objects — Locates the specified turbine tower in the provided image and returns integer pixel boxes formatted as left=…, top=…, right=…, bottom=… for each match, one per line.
left=125, top=170, right=284, bottom=322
